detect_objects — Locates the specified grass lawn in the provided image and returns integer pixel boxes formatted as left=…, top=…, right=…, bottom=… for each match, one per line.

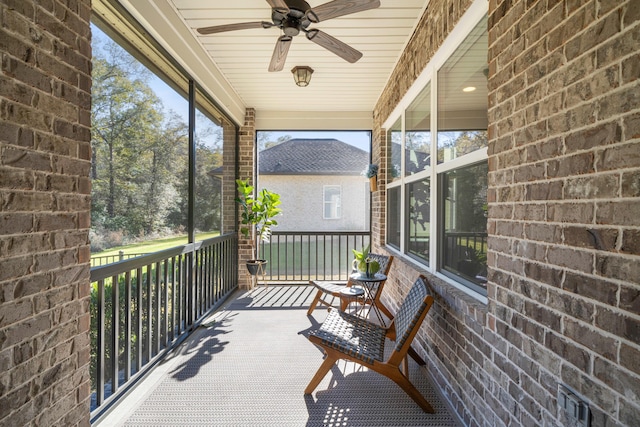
left=91, top=231, right=220, bottom=259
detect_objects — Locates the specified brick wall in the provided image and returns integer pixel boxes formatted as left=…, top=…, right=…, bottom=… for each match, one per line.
left=373, top=0, right=640, bottom=426
left=237, top=108, right=256, bottom=288
left=486, top=1, right=640, bottom=425
left=0, top=1, right=92, bottom=426
left=370, top=124, right=386, bottom=249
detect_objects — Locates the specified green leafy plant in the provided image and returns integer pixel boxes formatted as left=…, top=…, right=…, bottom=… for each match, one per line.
left=361, top=163, right=379, bottom=178
left=352, top=244, right=380, bottom=277
left=236, top=179, right=282, bottom=261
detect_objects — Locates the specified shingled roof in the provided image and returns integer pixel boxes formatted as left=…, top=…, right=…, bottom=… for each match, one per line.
left=259, top=138, right=368, bottom=175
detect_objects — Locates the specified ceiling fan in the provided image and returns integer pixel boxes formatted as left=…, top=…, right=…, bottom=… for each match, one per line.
left=196, top=0, right=381, bottom=72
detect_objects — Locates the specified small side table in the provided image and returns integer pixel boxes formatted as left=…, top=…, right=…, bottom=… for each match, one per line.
left=340, top=273, right=387, bottom=325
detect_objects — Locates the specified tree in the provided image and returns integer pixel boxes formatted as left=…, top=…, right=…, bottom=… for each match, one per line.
left=91, top=38, right=186, bottom=239
left=257, top=132, right=291, bottom=151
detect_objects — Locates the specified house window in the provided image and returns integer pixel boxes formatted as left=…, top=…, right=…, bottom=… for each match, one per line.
left=440, top=162, right=488, bottom=292
left=407, top=178, right=430, bottom=265
left=323, top=186, right=342, bottom=219
left=387, top=186, right=401, bottom=249
left=384, top=13, right=488, bottom=297
left=389, top=117, right=402, bottom=184
left=406, top=83, right=431, bottom=175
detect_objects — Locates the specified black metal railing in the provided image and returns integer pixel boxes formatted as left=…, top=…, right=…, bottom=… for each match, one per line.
left=259, top=231, right=370, bottom=282
left=91, top=251, right=150, bottom=267
left=89, top=233, right=238, bottom=421
left=443, top=231, right=488, bottom=286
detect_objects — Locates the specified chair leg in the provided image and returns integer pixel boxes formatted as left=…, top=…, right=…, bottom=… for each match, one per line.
left=387, top=368, right=435, bottom=413
left=307, top=289, right=324, bottom=316
left=304, top=354, right=337, bottom=395
left=377, top=301, right=393, bottom=320
left=407, top=346, right=426, bottom=366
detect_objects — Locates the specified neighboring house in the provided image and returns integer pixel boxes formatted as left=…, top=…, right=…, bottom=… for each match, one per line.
left=258, top=138, right=370, bottom=232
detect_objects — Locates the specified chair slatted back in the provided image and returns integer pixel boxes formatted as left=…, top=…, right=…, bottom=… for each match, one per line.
left=393, top=275, right=431, bottom=352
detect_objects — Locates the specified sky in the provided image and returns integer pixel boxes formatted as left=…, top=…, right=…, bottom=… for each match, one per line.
left=92, top=24, right=371, bottom=152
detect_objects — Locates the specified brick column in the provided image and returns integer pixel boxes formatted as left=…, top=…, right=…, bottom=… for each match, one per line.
left=370, top=123, right=386, bottom=250
left=237, top=108, right=256, bottom=289
left=0, top=1, right=92, bottom=426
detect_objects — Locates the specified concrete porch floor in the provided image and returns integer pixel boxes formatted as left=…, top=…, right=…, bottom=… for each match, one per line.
left=94, top=284, right=463, bottom=427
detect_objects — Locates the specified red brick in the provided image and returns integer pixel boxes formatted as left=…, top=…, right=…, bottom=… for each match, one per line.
left=547, top=245, right=593, bottom=272
left=546, top=331, right=590, bottom=372
left=620, top=343, right=640, bottom=376
left=597, top=141, right=640, bottom=171
left=619, top=284, right=640, bottom=315
left=547, top=152, right=594, bottom=178
left=596, top=200, right=640, bottom=226
left=563, top=226, right=618, bottom=251
left=621, top=229, right=640, bottom=255
left=564, top=174, right=619, bottom=199
left=547, top=202, right=594, bottom=223
left=565, top=121, right=620, bottom=154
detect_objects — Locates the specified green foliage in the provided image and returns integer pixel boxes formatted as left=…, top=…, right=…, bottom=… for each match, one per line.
left=91, top=36, right=223, bottom=248
left=236, top=179, right=282, bottom=259
left=352, top=244, right=370, bottom=263
left=361, top=163, right=379, bottom=178
left=351, top=244, right=380, bottom=275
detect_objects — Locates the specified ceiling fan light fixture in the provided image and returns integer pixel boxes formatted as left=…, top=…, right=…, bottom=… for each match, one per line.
left=292, top=66, right=314, bottom=87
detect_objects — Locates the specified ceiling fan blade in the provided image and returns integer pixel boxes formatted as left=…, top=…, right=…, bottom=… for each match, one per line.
left=306, top=29, right=362, bottom=63
left=269, top=36, right=292, bottom=72
left=306, top=0, right=380, bottom=23
left=266, top=0, right=290, bottom=14
left=197, top=21, right=270, bottom=35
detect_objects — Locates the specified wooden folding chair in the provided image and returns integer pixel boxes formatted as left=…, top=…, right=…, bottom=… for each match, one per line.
left=304, top=275, right=435, bottom=413
left=306, top=253, right=394, bottom=318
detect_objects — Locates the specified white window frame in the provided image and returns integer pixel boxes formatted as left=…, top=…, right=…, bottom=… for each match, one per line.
left=323, top=185, right=342, bottom=220
left=383, top=0, right=488, bottom=303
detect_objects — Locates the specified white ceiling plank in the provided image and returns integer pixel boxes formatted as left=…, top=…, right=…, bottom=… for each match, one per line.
left=120, top=0, right=432, bottom=125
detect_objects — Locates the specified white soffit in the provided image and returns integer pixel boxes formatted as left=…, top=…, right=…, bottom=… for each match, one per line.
left=119, top=0, right=427, bottom=129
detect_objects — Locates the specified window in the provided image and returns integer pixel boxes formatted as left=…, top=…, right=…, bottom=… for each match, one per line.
left=437, top=22, right=488, bottom=164
left=387, top=186, right=401, bottom=249
left=406, top=84, right=431, bottom=175
left=324, top=186, right=342, bottom=219
left=407, top=178, right=430, bottom=264
left=384, top=13, right=488, bottom=296
left=389, top=118, right=402, bottom=184
left=90, top=8, right=237, bottom=254
left=440, top=162, right=487, bottom=292
left=195, top=107, right=224, bottom=240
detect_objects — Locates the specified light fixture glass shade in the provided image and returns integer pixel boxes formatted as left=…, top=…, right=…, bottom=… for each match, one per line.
left=291, top=66, right=314, bottom=87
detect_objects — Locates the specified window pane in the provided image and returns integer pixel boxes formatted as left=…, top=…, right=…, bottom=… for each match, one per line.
left=324, top=186, right=341, bottom=219
left=407, top=178, right=430, bottom=264
left=437, top=20, right=488, bottom=164
left=441, top=162, right=488, bottom=291
left=388, top=117, right=402, bottom=183
left=195, top=106, right=223, bottom=241
left=90, top=24, right=188, bottom=255
left=405, top=84, right=431, bottom=175
left=387, top=186, right=401, bottom=249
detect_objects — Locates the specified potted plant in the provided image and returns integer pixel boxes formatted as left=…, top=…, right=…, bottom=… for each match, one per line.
left=361, top=163, right=379, bottom=192
left=351, top=244, right=380, bottom=278
left=236, top=179, right=282, bottom=276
